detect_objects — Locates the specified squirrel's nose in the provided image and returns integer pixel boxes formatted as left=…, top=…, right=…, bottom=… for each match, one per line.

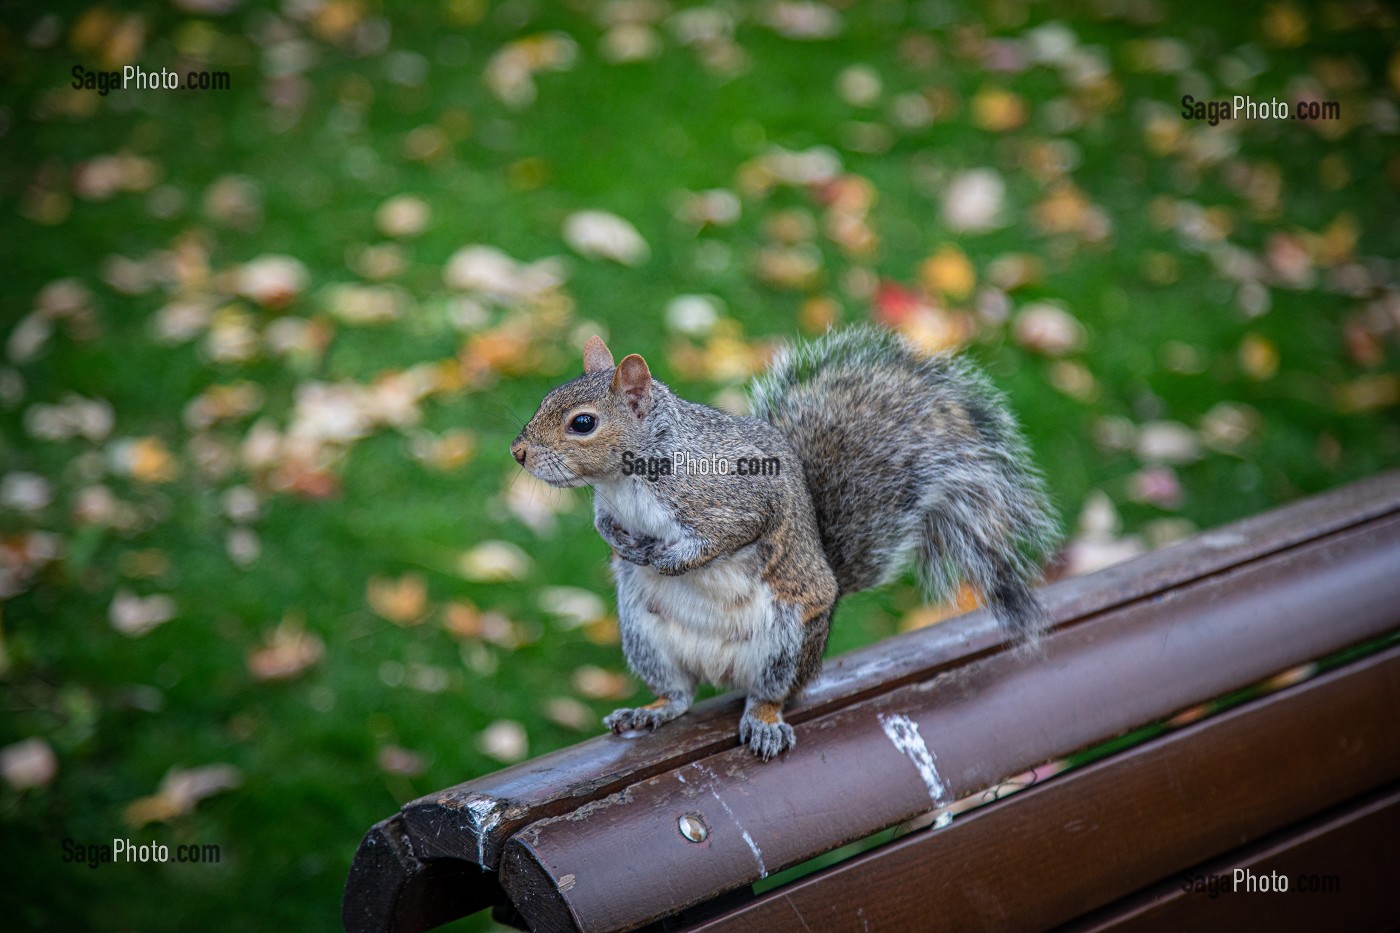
left=510, top=440, right=527, bottom=466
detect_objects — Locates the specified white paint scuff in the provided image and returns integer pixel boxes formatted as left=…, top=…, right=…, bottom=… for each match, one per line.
left=463, top=794, right=502, bottom=865
left=694, top=764, right=767, bottom=878
left=878, top=713, right=951, bottom=808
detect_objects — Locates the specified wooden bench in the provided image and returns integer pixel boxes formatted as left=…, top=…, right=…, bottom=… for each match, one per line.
left=343, top=471, right=1400, bottom=932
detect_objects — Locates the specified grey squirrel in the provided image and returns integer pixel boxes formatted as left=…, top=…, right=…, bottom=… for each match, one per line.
left=511, top=325, right=1058, bottom=759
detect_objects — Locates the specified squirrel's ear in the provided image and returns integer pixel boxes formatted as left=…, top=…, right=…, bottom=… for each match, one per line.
left=582, top=335, right=615, bottom=374
left=612, top=354, right=652, bottom=418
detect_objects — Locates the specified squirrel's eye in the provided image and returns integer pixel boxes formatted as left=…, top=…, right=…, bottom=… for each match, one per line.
left=568, top=413, right=597, bottom=435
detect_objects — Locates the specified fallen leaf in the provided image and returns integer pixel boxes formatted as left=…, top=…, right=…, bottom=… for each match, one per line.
left=504, top=473, right=575, bottom=534
left=367, top=574, right=429, bottom=625
left=942, top=169, right=1006, bottom=233
left=477, top=720, right=528, bottom=762
left=459, top=540, right=533, bottom=582
left=442, top=601, right=482, bottom=638
left=542, top=697, right=594, bottom=731
left=1048, top=360, right=1098, bottom=401
left=484, top=33, right=578, bottom=108
left=324, top=284, right=410, bottom=325
left=836, top=64, right=882, bottom=106
left=900, top=583, right=980, bottom=631
left=538, top=586, right=607, bottom=628
left=236, top=254, right=308, bottom=309
left=1200, top=403, right=1260, bottom=452
left=124, top=764, right=242, bottom=827
left=1261, top=2, right=1308, bottom=48
left=1128, top=466, right=1184, bottom=509
left=226, top=528, right=260, bottom=567
left=755, top=245, right=822, bottom=290
left=1335, top=375, right=1399, bottom=413
left=443, top=245, right=566, bottom=305
left=1013, top=302, right=1086, bottom=355
left=918, top=245, right=976, bottom=301
left=110, top=589, right=177, bottom=637
left=1135, top=421, right=1202, bottom=464
left=665, top=295, right=723, bottom=337
left=600, top=23, right=662, bottom=63
left=377, top=745, right=426, bottom=777
left=247, top=616, right=324, bottom=681
left=409, top=429, right=477, bottom=472
left=375, top=195, right=431, bottom=238
left=971, top=86, right=1028, bottom=131
left=1239, top=333, right=1280, bottom=380
left=0, top=472, right=52, bottom=513
left=1064, top=492, right=1147, bottom=575
left=0, top=738, right=58, bottom=790
left=23, top=394, right=114, bottom=442
left=762, top=1, right=842, bottom=40
left=562, top=210, right=650, bottom=266
left=572, top=665, right=633, bottom=700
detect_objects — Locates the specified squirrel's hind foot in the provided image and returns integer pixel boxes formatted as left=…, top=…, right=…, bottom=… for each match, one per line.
left=739, top=700, right=795, bottom=760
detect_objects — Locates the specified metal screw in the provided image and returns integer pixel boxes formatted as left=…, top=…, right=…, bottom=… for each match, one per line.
left=677, top=812, right=709, bottom=843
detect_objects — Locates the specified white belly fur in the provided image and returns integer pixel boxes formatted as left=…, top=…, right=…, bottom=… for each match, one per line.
left=598, top=479, right=780, bottom=690
left=622, top=552, right=777, bottom=690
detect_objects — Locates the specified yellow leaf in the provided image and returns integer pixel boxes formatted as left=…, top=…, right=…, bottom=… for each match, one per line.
left=1335, top=375, right=1399, bottom=413
left=128, top=437, right=179, bottom=484
left=918, top=246, right=977, bottom=301
left=971, top=87, right=1028, bottom=132
left=1261, top=3, right=1308, bottom=48
left=1238, top=334, right=1279, bottom=381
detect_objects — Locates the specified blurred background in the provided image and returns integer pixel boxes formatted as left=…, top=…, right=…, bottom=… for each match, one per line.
left=2, top=0, right=1398, bottom=929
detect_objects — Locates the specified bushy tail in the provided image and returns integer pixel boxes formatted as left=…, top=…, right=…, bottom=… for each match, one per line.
left=750, top=326, right=1059, bottom=640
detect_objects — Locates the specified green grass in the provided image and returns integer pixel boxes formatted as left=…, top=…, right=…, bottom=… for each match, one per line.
left=2, top=1, right=1397, bottom=930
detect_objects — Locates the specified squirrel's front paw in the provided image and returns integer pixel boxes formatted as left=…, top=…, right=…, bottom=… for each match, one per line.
left=604, top=705, right=672, bottom=735
left=739, top=711, right=796, bottom=760
left=610, top=541, right=656, bottom=567
left=597, top=516, right=659, bottom=566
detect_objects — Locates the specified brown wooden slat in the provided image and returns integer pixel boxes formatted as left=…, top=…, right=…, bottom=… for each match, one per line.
left=686, top=646, right=1400, bottom=933
left=398, top=472, right=1400, bottom=871
left=1061, top=783, right=1400, bottom=933
left=497, top=514, right=1400, bottom=933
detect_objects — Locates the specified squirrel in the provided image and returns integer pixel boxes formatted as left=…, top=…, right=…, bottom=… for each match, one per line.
left=510, top=325, right=1058, bottom=759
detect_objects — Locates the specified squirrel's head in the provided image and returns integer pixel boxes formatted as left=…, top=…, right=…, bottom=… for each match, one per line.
left=510, top=336, right=656, bottom=488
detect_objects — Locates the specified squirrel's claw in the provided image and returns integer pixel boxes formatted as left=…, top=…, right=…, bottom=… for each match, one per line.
left=739, top=715, right=796, bottom=761
left=610, top=545, right=653, bottom=567
left=597, top=515, right=659, bottom=567
left=604, top=703, right=677, bottom=735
